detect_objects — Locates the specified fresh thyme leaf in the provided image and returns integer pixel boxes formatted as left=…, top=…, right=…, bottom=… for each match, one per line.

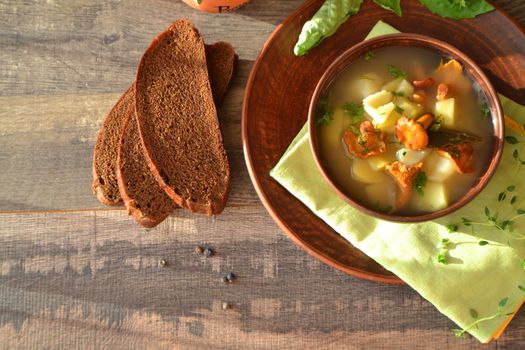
left=511, top=196, right=517, bottom=205
left=505, top=136, right=519, bottom=145
left=413, top=171, right=427, bottom=196
left=478, top=240, right=489, bottom=246
left=462, top=217, right=472, bottom=226
left=387, top=64, right=407, bottom=79
left=364, top=51, right=375, bottom=61
left=522, top=259, right=525, bottom=270
left=507, top=185, right=516, bottom=192
left=480, top=102, right=490, bottom=118
left=317, top=98, right=334, bottom=125
left=518, top=285, right=525, bottom=292
left=453, top=328, right=465, bottom=338
left=445, top=224, right=458, bottom=233
left=517, top=209, right=525, bottom=215
left=437, top=253, right=448, bottom=264
left=513, top=149, right=519, bottom=160
left=498, top=297, right=509, bottom=308
left=506, top=312, right=515, bottom=316
left=343, top=102, right=365, bottom=123
left=498, top=192, right=506, bottom=202
left=484, top=206, right=490, bottom=217
left=469, top=308, right=478, bottom=319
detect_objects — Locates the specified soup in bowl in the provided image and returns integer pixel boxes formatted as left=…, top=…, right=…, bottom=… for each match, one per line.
left=309, top=34, right=504, bottom=222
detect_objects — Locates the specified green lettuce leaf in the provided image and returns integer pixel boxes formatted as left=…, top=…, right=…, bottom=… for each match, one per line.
left=418, top=0, right=494, bottom=20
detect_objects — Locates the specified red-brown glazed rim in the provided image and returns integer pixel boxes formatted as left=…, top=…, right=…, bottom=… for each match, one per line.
left=309, top=33, right=505, bottom=223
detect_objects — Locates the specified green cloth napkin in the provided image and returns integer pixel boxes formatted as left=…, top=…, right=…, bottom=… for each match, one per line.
left=270, top=21, right=525, bottom=343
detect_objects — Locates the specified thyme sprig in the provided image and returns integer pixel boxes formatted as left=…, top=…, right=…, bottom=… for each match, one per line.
left=452, top=297, right=512, bottom=338
left=437, top=237, right=494, bottom=265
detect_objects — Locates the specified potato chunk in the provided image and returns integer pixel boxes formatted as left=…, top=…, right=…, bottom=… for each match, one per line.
left=435, top=98, right=456, bottom=127
left=412, top=181, right=448, bottom=212
left=351, top=159, right=387, bottom=184
left=423, top=151, right=456, bottom=181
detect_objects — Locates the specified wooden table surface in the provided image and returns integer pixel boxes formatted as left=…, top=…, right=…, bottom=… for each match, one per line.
left=1, top=1, right=525, bottom=349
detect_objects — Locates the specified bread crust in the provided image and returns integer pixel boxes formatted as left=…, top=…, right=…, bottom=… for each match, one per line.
left=92, top=86, right=133, bottom=206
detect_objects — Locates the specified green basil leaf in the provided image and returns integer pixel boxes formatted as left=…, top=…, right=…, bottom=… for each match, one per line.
left=294, top=0, right=364, bottom=56
left=373, top=0, right=402, bottom=17
left=418, top=0, right=494, bottom=20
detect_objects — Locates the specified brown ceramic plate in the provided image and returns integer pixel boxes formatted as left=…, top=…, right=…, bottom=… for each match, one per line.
left=242, top=0, right=525, bottom=284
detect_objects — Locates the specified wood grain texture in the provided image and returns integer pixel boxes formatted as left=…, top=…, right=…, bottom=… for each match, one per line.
left=0, top=0, right=525, bottom=349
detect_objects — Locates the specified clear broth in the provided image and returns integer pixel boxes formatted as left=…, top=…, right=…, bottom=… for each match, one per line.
left=317, top=46, right=493, bottom=215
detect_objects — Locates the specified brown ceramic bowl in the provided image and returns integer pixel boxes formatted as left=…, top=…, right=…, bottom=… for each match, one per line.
left=308, top=33, right=504, bottom=223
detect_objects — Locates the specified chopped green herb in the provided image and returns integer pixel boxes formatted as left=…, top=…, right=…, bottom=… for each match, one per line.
left=393, top=91, right=405, bottom=97
left=413, top=171, right=427, bottom=196
left=317, top=98, right=334, bottom=125
left=499, top=297, right=509, bottom=308
left=505, top=136, right=519, bottom=144
left=481, top=102, right=490, bottom=118
left=387, top=64, right=407, bottom=79
left=394, top=105, right=405, bottom=115
left=364, top=51, right=375, bottom=61
left=445, top=224, right=458, bottom=233
left=343, top=102, right=365, bottom=123
left=347, top=124, right=360, bottom=135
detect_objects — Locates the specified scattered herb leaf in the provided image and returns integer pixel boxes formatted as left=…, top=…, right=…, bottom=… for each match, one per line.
left=519, top=285, right=525, bottom=292
left=522, top=259, right=525, bottom=270
left=343, top=102, right=365, bottom=123
left=469, top=308, right=478, bottom=319
left=478, top=240, right=489, bottom=246
left=413, top=171, right=427, bottom=196
left=507, top=185, right=516, bottom=192
left=393, top=91, right=405, bottom=97
left=317, top=98, right=334, bottom=125
left=498, top=297, right=509, bottom=308
left=364, top=51, right=375, bottom=61
left=387, top=64, right=407, bottom=79
left=445, top=224, right=458, bottom=233
left=505, top=136, right=519, bottom=144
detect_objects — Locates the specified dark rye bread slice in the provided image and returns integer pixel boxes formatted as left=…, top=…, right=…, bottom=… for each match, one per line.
left=92, top=42, right=236, bottom=207
left=206, top=41, right=237, bottom=106
left=92, top=87, right=133, bottom=205
left=117, top=111, right=177, bottom=227
left=117, top=44, right=237, bottom=228
left=135, top=19, right=230, bottom=215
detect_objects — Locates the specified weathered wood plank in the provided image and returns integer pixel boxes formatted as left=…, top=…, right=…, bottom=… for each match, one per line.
left=1, top=208, right=524, bottom=349
left=0, top=89, right=258, bottom=211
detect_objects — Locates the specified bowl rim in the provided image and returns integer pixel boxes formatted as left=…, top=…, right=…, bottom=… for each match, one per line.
left=308, top=33, right=505, bottom=223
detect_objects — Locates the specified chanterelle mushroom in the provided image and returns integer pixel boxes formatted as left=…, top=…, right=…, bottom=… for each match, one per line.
left=386, top=161, right=423, bottom=209
left=343, top=120, right=386, bottom=159
left=394, top=116, right=429, bottom=150
left=437, top=142, right=474, bottom=173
